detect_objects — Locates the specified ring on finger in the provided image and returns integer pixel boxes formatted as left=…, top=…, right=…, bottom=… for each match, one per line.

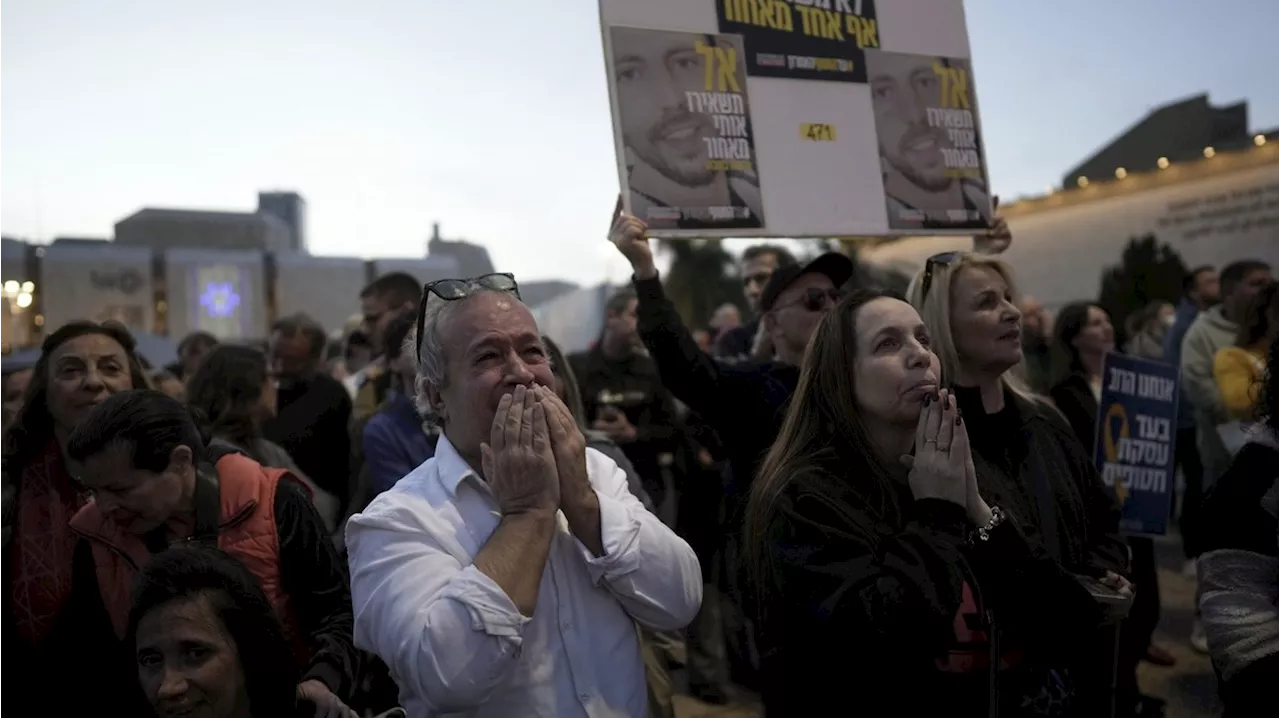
left=924, top=438, right=938, bottom=444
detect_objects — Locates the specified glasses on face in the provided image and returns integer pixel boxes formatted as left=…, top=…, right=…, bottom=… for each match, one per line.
left=920, top=252, right=965, bottom=302
left=415, top=273, right=522, bottom=363
left=776, top=287, right=842, bottom=313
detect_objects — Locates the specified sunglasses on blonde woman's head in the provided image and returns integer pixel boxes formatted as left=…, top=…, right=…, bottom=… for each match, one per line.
left=415, top=273, right=522, bottom=363
left=775, top=287, right=842, bottom=313
left=920, top=252, right=965, bottom=302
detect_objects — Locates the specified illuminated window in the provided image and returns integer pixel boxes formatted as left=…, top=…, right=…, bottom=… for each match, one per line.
left=199, top=281, right=242, bottom=319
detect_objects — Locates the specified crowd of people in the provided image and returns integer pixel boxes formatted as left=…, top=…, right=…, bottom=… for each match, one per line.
left=0, top=202, right=1275, bottom=718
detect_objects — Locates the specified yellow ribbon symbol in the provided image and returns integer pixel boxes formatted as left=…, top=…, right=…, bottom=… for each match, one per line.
left=1102, top=403, right=1129, bottom=504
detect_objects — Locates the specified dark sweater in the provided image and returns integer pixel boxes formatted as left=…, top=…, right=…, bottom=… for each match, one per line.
left=632, top=274, right=799, bottom=508
left=756, top=464, right=1104, bottom=716
left=1197, top=437, right=1278, bottom=717
left=954, top=385, right=1127, bottom=577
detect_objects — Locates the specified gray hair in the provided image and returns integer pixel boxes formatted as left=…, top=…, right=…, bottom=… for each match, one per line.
left=412, top=288, right=532, bottom=427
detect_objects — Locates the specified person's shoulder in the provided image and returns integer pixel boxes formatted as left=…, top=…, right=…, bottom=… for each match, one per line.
left=1017, top=391, right=1081, bottom=442
left=310, top=372, right=353, bottom=399
left=349, top=458, right=443, bottom=524
left=362, top=408, right=398, bottom=438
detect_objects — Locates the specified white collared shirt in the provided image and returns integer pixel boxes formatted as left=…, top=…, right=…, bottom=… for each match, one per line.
left=345, top=434, right=702, bottom=718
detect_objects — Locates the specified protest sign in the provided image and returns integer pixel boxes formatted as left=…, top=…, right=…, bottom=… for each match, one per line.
left=599, top=0, right=991, bottom=238
left=1093, top=353, right=1180, bottom=536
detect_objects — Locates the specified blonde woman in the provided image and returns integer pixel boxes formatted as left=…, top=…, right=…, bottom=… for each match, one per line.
left=907, top=253, right=1134, bottom=711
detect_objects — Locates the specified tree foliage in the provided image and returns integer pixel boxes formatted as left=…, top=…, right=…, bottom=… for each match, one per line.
left=657, top=239, right=743, bottom=330
left=1097, top=233, right=1188, bottom=345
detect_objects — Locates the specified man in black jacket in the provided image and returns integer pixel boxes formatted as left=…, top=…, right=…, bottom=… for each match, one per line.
left=715, top=244, right=797, bottom=361
left=264, top=314, right=354, bottom=514
left=570, top=288, right=685, bottom=518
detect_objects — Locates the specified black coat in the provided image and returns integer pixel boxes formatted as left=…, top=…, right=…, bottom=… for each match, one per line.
left=756, top=459, right=1105, bottom=716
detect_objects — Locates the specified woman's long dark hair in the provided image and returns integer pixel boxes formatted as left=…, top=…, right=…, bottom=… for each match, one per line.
left=127, top=543, right=298, bottom=716
left=542, top=336, right=590, bottom=432
left=1234, top=280, right=1278, bottom=349
left=185, top=345, right=271, bottom=449
left=1257, top=335, right=1278, bottom=434
left=1050, top=301, right=1102, bottom=387
left=745, top=289, right=908, bottom=602
left=2, top=321, right=150, bottom=473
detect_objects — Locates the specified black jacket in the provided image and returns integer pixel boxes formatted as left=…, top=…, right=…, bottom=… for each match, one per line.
left=714, top=319, right=758, bottom=360
left=956, top=385, right=1127, bottom=578
left=263, top=373, right=354, bottom=508
left=1198, top=438, right=1278, bottom=717
left=1048, top=373, right=1098, bottom=457
left=633, top=274, right=798, bottom=509
left=569, top=344, right=684, bottom=503
left=757, top=465, right=1104, bottom=717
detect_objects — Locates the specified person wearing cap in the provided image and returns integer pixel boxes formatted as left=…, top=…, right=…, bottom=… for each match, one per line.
left=610, top=210, right=852, bottom=696
left=611, top=211, right=852, bottom=510
left=715, top=245, right=798, bottom=362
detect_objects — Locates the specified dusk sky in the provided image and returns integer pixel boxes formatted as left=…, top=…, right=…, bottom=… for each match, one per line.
left=3, top=0, right=1277, bottom=286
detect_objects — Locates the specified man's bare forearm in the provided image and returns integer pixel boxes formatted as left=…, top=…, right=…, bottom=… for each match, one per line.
left=473, top=511, right=557, bottom=617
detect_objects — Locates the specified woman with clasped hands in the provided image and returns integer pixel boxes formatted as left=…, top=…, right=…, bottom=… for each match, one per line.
left=744, top=290, right=1112, bottom=718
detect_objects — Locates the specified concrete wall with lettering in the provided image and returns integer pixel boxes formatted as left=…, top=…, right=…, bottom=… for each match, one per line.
left=165, top=249, right=267, bottom=340
left=274, top=254, right=367, bottom=333
left=861, top=162, right=1280, bottom=313
left=41, top=243, right=155, bottom=335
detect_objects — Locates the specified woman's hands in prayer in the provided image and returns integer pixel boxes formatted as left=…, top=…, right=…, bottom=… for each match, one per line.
left=906, top=389, right=992, bottom=525
left=482, top=385, right=560, bottom=518
left=609, top=196, right=658, bottom=280
left=907, top=389, right=969, bottom=508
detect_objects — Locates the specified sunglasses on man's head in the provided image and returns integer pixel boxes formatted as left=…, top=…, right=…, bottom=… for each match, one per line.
left=920, top=252, right=964, bottom=303
left=776, top=287, right=842, bottom=313
left=415, top=273, right=521, bottom=362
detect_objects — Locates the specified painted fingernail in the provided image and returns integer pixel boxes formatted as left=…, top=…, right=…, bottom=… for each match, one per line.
left=923, top=394, right=932, bottom=406
left=955, top=415, right=962, bottom=425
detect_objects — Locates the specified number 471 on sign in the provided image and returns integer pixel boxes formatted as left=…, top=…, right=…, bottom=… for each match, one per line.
left=801, top=123, right=836, bottom=141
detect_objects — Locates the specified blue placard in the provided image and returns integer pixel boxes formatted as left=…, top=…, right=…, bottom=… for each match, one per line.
left=1093, top=353, right=1180, bottom=536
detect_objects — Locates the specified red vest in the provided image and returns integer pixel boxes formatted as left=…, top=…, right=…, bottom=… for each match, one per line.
left=69, top=453, right=307, bottom=661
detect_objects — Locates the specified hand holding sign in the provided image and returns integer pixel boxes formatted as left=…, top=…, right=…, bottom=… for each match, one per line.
left=609, top=195, right=658, bottom=280
left=973, top=195, right=1012, bottom=255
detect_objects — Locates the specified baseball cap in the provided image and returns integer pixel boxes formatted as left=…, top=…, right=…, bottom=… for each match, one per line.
left=759, top=252, right=855, bottom=312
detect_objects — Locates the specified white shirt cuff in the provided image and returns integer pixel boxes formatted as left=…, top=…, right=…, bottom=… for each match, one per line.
left=575, top=491, right=642, bottom=585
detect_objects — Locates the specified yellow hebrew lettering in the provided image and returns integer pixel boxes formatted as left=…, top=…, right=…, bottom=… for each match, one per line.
left=695, top=40, right=717, bottom=91
left=715, top=47, right=741, bottom=92
left=847, top=15, right=879, bottom=47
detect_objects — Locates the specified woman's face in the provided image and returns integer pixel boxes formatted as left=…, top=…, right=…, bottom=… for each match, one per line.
left=1156, top=303, right=1176, bottom=328
left=136, top=596, right=251, bottom=718
left=78, top=444, right=194, bottom=535
left=1072, top=306, right=1115, bottom=356
left=949, top=265, right=1023, bottom=375
left=46, top=334, right=135, bottom=433
left=852, top=298, right=940, bottom=425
